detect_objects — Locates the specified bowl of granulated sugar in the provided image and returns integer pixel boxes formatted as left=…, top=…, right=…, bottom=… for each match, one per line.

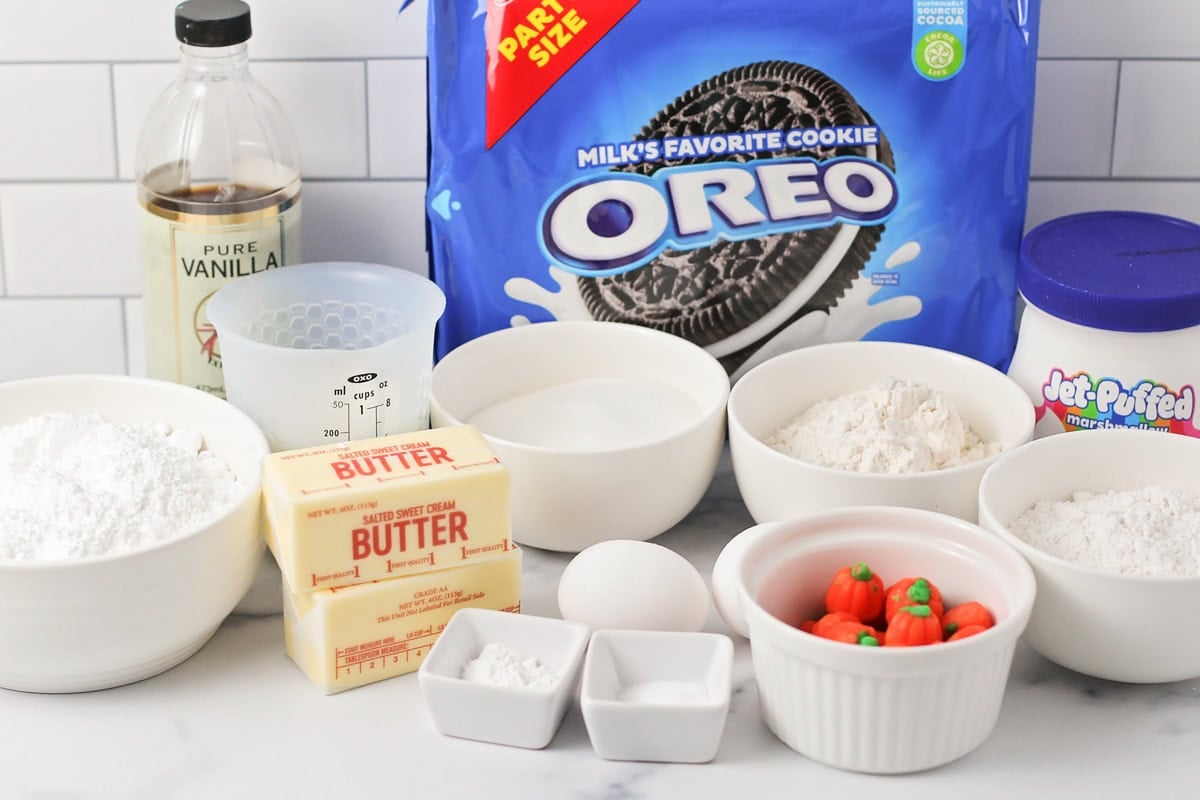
left=979, top=428, right=1200, bottom=683
left=728, top=341, right=1035, bottom=524
left=430, top=321, right=730, bottom=553
left=0, top=374, right=269, bottom=693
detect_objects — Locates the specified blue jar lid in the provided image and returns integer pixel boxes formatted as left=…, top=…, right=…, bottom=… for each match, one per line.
left=1019, top=210, right=1200, bottom=332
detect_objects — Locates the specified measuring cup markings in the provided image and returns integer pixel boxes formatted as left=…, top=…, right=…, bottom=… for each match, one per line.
left=327, top=376, right=397, bottom=442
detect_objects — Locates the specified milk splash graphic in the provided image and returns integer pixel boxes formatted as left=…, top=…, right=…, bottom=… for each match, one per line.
left=504, top=240, right=922, bottom=380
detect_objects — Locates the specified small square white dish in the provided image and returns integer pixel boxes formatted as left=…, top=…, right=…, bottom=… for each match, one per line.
left=580, top=629, right=734, bottom=763
left=418, top=608, right=589, bottom=749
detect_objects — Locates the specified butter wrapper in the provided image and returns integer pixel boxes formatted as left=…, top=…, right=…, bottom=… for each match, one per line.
left=284, top=547, right=522, bottom=693
left=263, top=425, right=513, bottom=593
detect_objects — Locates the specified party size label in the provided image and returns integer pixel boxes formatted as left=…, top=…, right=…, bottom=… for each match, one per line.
left=484, top=0, right=639, bottom=147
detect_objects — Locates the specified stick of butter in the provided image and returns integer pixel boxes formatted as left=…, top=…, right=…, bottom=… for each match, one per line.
left=263, top=425, right=512, bottom=593
left=284, top=547, right=522, bottom=693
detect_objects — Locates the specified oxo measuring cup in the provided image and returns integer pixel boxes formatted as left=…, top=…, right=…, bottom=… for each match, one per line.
left=207, top=261, right=446, bottom=452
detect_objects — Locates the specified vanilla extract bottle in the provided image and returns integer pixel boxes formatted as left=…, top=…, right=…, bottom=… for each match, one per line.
left=137, top=0, right=301, bottom=397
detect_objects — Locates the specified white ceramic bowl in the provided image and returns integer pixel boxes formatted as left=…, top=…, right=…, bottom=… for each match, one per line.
left=0, top=375, right=268, bottom=693
left=418, top=608, right=590, bottom=749
left=430, top=321, right=730, bottom=552
left=711, top=507, right=1035, bottom=774
left=978, top=428, right=1200, bottom=683
left=728, top=341, right=1034, bottom=523
left=580, top=629, right=733, bottom=763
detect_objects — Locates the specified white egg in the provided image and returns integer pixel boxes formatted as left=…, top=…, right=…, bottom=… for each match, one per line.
left=557, top=539, right=711, bottom=632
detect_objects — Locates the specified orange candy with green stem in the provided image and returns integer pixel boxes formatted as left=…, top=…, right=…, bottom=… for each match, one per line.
left=811, top=612, right=881, bottom=646
left=947, top=624, right=989, bottom=642
left=884, top=604, right=944, bottom=646
left=824, top=561, right=885, bottom=621
left=942, top=601, right=994, bottom=638
left=884, top=576, right=944, bottom=623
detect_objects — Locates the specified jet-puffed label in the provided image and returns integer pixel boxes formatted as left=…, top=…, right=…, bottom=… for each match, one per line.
left=1036, top=368, right=1199, bottom=435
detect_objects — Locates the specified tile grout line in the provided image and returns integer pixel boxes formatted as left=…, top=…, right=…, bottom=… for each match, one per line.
left=363, top=60, right=373, bottom=179
left=1108, top=60, right=1123, bottom=178
left=118, top=297, right=131, bottom=376
left=107, top=62, right=121, bottom=180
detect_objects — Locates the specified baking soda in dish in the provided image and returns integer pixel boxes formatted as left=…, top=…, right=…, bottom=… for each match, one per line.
left=618, top=680, right=709, bottom=704
left=0, top=412, right=239, bottom=560
left=1009, top=486, right=1200, bottom=577
left=461, top=642, right=559, bottom=689
left=766, top=378, right=1000, bottom=473
left=468, top=377, right=703, bottom=450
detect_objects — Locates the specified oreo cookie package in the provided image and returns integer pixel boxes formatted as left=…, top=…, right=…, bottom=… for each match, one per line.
left=415, top=0, right=1042, bottom=375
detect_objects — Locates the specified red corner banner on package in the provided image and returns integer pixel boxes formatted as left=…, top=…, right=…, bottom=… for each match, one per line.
left=485, top=0, right=639, bottom=148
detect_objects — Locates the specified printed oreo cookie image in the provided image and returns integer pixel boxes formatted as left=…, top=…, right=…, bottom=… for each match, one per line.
left=569, top=61, right=896, bottom=373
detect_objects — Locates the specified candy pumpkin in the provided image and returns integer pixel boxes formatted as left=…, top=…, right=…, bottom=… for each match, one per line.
left=811, top=612, right=880, bottom=646
left=947, top=624, right=989, bottom=642
left=884, top=604, right=943, bottom=647
left=884, top=576, right=944, bottom=623
left=824, top=562, right=885, bottom=621
left=810, top=611, right=860, bottom=637
left=942, top=601, right=994, bottom=638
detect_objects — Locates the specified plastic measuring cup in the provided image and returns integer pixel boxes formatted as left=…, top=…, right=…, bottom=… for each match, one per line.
left=207, top=261, right=446, bottom=452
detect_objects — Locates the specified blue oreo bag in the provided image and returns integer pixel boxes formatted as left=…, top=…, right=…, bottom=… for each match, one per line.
left=415, top=0, right=1041, bottom=374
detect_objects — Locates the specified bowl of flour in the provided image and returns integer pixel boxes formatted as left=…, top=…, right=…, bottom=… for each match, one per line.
left=0, top=374, right=269, bottom=693
left=728, top=341, right=1035, bottom=523
left=979, top=428, right=1200, bottom=683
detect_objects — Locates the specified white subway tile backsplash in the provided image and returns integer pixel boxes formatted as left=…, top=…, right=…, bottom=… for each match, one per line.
left=0, top=65, right=115, bottom=180
left=1039, top=0, right=1200, bottom=59
left=4, top=0, right=1200, bottom=385
left=114, top=61, right=369, bottom=181
left=124, top=298, right=145, bottom=377
left=368, top=60, right=428, bottom=179
left=1025, top=179, right=1200, bottom=231
left=249, top=0, right=428, bottom=60
left=1112, top=61, right=1200, bottom=178
left=299, top=180, right=428, bottom=271
left=1030, top=60, right=1118, bottom=177
left=0, top=0, right=426, bottom=63
left=254, top=62, right=369, bottom=179
left=112, top=62, right=175, bottom=180
left=0, top=0, right=175, bottom=63
left=0, top=298, right=126, bottom=381
left=1, top=183, right=141, bottom=296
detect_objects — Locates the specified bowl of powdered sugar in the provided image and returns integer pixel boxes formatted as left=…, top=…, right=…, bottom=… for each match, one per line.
left=728, top=341, right=1035, bottom=523
left=0, top=374, right=269, bottom=692
left=979, top=428, right=1200, bottom=683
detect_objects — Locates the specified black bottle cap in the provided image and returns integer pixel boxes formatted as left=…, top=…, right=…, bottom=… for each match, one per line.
left=175, top=0, right=252, bottom=47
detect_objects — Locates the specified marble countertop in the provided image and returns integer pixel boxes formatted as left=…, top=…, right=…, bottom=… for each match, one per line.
left=3, top=453, right=1198, bottom=799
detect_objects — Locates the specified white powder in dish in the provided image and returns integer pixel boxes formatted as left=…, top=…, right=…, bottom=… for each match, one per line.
left=0, top=412, right=240, bottom=561
left=461, top=642, right=560, bottom=689
left=765, top=378, right=1001, bottom=473
left=467, top=376, right=702, bottom=450
left=618, top=680, right=709, bottom=704
left=1009, top=486, right=1200, bottom=578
